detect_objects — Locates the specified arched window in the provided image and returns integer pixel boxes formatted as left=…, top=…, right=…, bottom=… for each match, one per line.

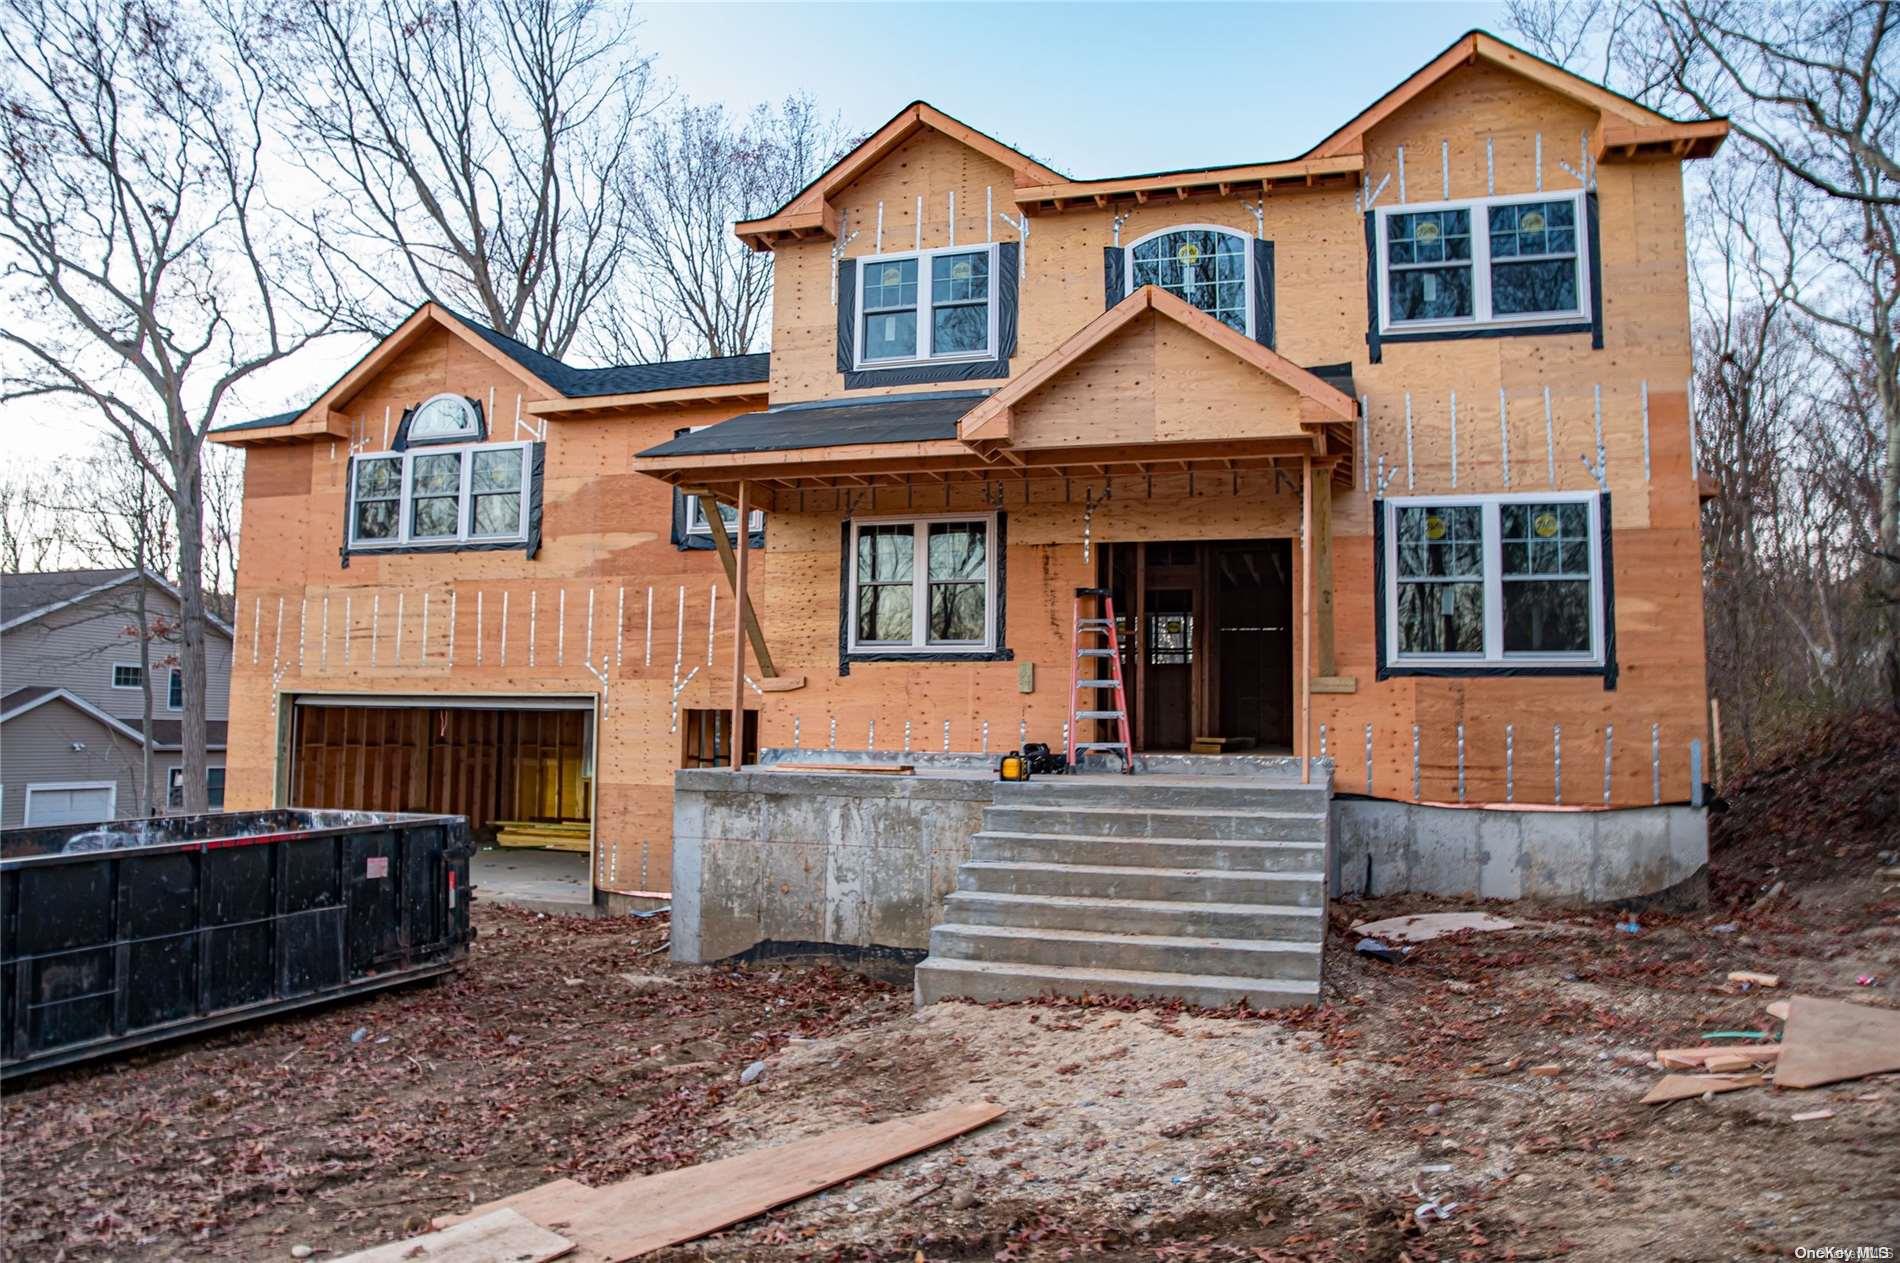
left=407, top=393, right=484, bottom=445
left=1126, top=226, right=1251, bottom=334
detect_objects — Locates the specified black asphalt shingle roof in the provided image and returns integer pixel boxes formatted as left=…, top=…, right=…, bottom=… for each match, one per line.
left=638, top=392, right=990, bottom=459
left=222, top=306, right=770, bottom=433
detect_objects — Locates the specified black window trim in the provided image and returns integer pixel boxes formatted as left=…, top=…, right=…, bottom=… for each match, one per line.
left=837, top=511, right=1013, bottom=674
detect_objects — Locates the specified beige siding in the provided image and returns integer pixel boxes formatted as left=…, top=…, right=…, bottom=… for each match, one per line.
left=2, top=582, right=233, bottom=726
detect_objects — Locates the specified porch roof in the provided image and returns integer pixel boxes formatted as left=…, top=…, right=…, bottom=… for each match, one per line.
left=632, top=290, right=1359, bottom=504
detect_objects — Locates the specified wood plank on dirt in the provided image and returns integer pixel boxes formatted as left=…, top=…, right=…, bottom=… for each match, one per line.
left=1655, top=1044, right=1780, bottom=1070
left=1641, top=1073, right=1765, bottom=1104
left=337, top=1208, right=573, bottom=1263
left=437, top=1102, right=1006, bottom=1261
left=1773, top=994, right=1900, bottom=1090
left=437, top=1180, right=597, bottom=1235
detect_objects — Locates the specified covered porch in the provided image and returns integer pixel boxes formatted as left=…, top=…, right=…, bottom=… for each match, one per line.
left=632, top=286, right=1359, bottom=781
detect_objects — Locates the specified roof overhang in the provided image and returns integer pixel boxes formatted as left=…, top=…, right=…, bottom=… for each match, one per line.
left=1593, top=118, right=1729, bottom=162
left=735, top=103, right=1066, bottom=251
left=524, top=382, right=771, bottom=420
left=1015, top=154, right=1365, bottom=215
left=1, top=687, right=157, bottom=747
left=633, top=287, right=1358, bottom=504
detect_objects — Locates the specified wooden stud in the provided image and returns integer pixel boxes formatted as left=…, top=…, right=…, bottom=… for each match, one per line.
left=731, top=480, right=751, bottom=770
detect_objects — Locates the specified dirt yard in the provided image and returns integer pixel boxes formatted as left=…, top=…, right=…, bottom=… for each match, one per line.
left=4, top=712, right=1897, bottom=1261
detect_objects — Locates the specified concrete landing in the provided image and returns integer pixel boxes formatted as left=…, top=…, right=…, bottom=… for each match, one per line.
left=471, top=845, right=596, bottom=916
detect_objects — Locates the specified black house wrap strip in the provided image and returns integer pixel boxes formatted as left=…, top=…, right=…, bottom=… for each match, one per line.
left=1586, top=191, right=1605, bottom=350
left=837, top=512, right=1012, bottom=675
left=1251, top=239, right=1277, bottom=349
left=1371, top=493, right=1618, bottom=688
left=1364, top=212, right=1382, bottom=364
left=1102, top=245, right=1125, bottom=310
left=838, top=244, right=1019, bottom=389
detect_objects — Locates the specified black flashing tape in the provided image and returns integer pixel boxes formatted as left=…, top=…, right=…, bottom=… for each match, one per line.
left=836, top=257, right=856, bottom=373
left=523, top=440, right=545, bottom=560
left=837, top=511, right=1011, bottom=676
left=1599, top=490, right=1617, bottom=689
left=1363, top=212, right=1381, bottom=364
left=1102, top=245, right=1125, bottom=311
left=1251, top=239, right=1276, bottom=350
left=1586, top=191, right=1605, bottom=351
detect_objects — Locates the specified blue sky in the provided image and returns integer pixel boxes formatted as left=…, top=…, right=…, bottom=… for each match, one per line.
left=637, top=2, right=1509, bottom=177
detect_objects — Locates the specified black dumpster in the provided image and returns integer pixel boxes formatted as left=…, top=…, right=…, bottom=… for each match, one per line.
left=1, top=808, right=473, bottom=1080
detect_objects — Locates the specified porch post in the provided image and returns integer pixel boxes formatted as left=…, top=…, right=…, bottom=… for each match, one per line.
left=730, top=480, right=751, bottom=770
left=1300, top=456, right=1314, bottom=785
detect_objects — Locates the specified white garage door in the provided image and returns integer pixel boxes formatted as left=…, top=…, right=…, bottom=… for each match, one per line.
left=24, top=783, right=117, bottom=827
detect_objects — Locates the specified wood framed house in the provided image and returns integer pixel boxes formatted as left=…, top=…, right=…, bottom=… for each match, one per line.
left=217, top=32, right=1726, bottom=1001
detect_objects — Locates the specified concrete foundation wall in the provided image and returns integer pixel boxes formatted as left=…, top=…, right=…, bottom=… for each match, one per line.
left=670, top=764, right=993, bottom=963
left=1331, top=799, right=1708, bottom=907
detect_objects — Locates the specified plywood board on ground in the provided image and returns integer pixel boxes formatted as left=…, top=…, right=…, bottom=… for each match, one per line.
left=338, top=1209, right=573, bottom=1263
left=1774, top=994, right=1900, bottom=1090
left=437, top=1102, right=1005, bottom=1261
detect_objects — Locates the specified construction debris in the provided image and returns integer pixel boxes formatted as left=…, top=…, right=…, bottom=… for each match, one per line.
left=1656, top=1045, right=1780, bottom=1070
left=1641, top=1073, right=1766, bottom=1105
left=1773, top=994, right=1900, bottom=1090
left=1727, top=970, right=1780, bottom=989
left=1350, top=911, right=1516, bottom=943
left=1790, top=1109, right=1837, bottom=1122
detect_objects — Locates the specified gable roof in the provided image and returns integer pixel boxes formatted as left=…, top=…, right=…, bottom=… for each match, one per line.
left=1, top=685, right=155, bottom=747
left=639, top=391, right=990, bottom=459
left=1306, top=29, right=1674, bottom=160
left=959, top=286, right=1358, bottom=447
left=736, top=102, right=1067, bottom=250
left=0, top=567, right=235, bottom=638
left=213, top=303, right=771, bottom=441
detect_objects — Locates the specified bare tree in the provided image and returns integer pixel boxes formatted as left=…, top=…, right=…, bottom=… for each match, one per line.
left=0, top=0, right=338, bottom=811
left=1512, top=0, right=1900, bottom=713
left=246, top=0, right=654, bottom=356
left=0, top=474, right=63, bottom=572
left=594, top=95, right=848, bottom=362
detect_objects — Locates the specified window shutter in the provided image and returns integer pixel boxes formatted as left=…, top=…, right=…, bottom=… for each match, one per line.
left=1102, top=246, right=1125, bottom=310
left=836, top=257, right=857, bottom=373
left=1249, top=239, right=1276, bottom=349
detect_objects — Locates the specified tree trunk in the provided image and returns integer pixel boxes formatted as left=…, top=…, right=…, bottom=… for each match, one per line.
left=174, top=445, right=211, bottom=815
left=136, top=568, right=155, bottom=817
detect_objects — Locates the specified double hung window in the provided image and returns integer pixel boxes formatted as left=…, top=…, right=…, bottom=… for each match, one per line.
left=1377, top=191, right=1588, bottom=333
left=847, top=514, right=996, bottom=653
left=1385, top=493, right=1603, bottom=668
left=855, top=245, right=997, bottom=367
left=347, top=442, right=532, bottom=550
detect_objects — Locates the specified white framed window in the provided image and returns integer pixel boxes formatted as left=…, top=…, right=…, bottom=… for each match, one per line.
left=166, top=667, right=182, bottom=711
left=1375, top=191, right=1588, bottom=334
left=407, top=393, right=484, bottom=444
left=1125, top=224, right=1253, bottom=335
left=167, top=765, right=227, bottom=810
left=1384, top=492, right=1604, bottom=667
left=685, top=496, right=763, bottom=538
left=347, top=441, right=531, bottom=550
left=847, top=512, right=997, bottom=653
left=111, top=663, right=143, bottom=689
left=854, top=243, right=999, bottom=369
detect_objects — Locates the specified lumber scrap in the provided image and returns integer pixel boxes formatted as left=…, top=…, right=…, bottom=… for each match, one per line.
left=1655, top=1044, right=1780, bottom=1070
left=1774, top=994, right=1900, bottom=1090
left=336, top=1209, right=573, bottom=1263
left=766, top=762, right=916, bottom=776
left=437, top=1102, right=1006, bottom=1261
left=1641, top=1073, right=1764, bottom=1104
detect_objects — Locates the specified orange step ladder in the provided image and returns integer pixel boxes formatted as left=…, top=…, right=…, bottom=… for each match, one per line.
left=1068, top=587, right=1134, bottom=774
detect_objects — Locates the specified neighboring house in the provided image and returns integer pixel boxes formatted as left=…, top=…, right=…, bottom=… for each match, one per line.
left=0, top=569, right=233, bottom=828
left=212, top=32, right=1725, bottom=960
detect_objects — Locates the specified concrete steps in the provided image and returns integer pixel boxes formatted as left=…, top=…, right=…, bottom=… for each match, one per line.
left=918, top=773, right=1331, bottom=1011
left=913, top=957, right=1320, bottom=1010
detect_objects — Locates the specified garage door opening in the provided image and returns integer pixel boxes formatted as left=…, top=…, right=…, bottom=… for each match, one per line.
left=288, top=698, right=593, bottom=910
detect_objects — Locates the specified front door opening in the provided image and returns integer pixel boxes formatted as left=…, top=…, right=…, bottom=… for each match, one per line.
left=1106, top=539, right=1293, bottom=753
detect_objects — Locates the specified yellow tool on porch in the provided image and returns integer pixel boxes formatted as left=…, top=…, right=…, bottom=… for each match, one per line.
left=1069, top=587, right=1134, bottom=774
